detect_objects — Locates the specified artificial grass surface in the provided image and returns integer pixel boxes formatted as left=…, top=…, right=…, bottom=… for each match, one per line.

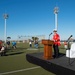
left=0, top=42, right=65, bottom=75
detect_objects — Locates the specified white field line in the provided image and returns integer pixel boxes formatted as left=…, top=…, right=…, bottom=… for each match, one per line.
left=0, top=66, right=40, bottom=75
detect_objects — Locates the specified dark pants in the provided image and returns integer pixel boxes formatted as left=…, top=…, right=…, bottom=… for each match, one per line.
left=53, top=44, right=59, bottom=58
left=30, top=44, right=32, bottom=47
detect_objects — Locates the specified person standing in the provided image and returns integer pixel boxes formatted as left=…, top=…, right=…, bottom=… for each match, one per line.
left=64, top=41, right=67, bottom=49
left=0, top=40, right=2, bottom=50
left=34, top=40, right=39, bottom=48
left=52, top=29, right=61, bottom=58
left=29, top=40, right=32, bottom=48
left=6, top=41, right=10, bottom=48
left=12, top=41, right=17, bottom=49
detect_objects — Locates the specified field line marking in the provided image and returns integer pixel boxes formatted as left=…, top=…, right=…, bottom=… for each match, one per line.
left=0, top=66, right=40, bottom=75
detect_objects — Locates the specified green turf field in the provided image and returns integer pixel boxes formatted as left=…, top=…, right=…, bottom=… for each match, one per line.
left=0, top=42, right=66, bottom=75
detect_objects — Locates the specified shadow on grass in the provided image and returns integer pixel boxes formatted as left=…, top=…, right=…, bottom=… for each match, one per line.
left=4, top=51, right=24, bottom=56
left=7, top=47, right=27, bottom=50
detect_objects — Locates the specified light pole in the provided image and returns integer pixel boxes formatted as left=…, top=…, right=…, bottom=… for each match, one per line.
left=3, top=13, right=9, bottom=43
left=54, top=6, right=59, bottom=31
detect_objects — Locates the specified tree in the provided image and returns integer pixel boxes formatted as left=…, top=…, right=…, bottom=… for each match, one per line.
left=32, top=37, right=39, bottom=41
left=32, top=37, right=35, bottom=41
left=35, top=37, right=39, bottom=41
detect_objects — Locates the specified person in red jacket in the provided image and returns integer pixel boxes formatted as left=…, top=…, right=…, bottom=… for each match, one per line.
left=52, top=29, right=61, bottom=58
left=0, top=40, right=2, bottom=50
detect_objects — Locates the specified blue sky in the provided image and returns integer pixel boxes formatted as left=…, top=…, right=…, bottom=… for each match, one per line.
left=0, top=0, right=75, bottom=40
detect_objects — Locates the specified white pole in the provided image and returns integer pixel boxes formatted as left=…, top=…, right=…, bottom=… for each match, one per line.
left=5, top=19, right=7, bottom=43
left=54, top=6, right=59, bottom=31
left=3, top=13, right=8, bottom=44
left=55, top=13, right=58, bottom=31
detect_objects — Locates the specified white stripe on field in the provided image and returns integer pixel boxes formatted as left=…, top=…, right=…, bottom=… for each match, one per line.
left=0, top=66, right=40, bottom=75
